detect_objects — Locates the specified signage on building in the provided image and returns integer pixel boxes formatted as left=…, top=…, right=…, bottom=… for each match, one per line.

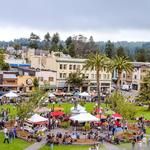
left=26, top=78, right=33, bottom=85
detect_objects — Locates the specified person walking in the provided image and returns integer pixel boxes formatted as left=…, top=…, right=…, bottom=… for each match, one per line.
left=9, top=129, right=14, bottom=143
left=3, top=132, right=9, bottom=143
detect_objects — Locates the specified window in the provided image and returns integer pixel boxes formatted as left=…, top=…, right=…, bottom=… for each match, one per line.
left=60, top=73, right=63, bottom=78
left=73, top=65, right=76, bottom=70
left=77, top=65, right=80, bottom=70
left=64, top=64, right=67, bottom=69
left=103, top=74, right=107, bottom=79
left=63, top=73, right=66, bottom=78
left=69, top=65, right=72, bottom=70
left=91, top=74, right=94, bottom=79
left=134, top=75, right=137, bottom=80
left=60, top=64, right=62, bottom=69
left=107, top=74, right=110, bottom=79
left=69, top=73, right=72, bottom=77
left=49, top=77, right=54, bottom=81
left=85, top=74, right=89, bottom=79
left=123, top=73, right=126, bottom=78
left=99, top=74, right=101, bottom=79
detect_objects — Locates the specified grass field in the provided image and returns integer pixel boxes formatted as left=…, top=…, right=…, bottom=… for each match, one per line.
left=135, top=105, right=150, bottom=120
left=0, top=133, right=31, bottom=150
left=47, top=102, right=107, bottom=114
left=40, top=144, right=106, bottom=150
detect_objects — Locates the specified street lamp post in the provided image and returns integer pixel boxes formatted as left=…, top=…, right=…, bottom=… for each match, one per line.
left=52, top=102, right=55, bottom=111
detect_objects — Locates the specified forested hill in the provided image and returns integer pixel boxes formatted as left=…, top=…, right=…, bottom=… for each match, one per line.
left=0, top=39, right=149, bottom=52
left=0, top=33, right=150, bottom=61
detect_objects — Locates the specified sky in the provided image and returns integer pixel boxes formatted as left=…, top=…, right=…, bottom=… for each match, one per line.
left=0, top=0, right=150, bottom=41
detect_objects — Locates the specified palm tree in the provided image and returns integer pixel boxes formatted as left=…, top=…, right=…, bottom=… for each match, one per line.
left=112, top=56, right=133, bottom=90
left=84, top=53, right=110, bottom=108
left=66, top=71, right=85, bottom=92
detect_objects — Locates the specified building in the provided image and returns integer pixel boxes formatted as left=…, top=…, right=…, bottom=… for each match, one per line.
left=17, top=76, right=35, bottom=92
left=35, top=70, right=57, bottom=89
left=26, top=50, right=112, bottom=93
left=121, top=62, right=150, bottom=90
left=0, top=71, right=18, bottom=91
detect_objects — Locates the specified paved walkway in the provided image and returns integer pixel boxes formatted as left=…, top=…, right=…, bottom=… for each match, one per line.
left=104, top=142, right=120, bottom=150
left=24, top=137, right=47, bottom=150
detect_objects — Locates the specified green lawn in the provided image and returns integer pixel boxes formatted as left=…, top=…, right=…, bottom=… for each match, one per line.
left=135, top=105, right=150, bottom=120
left=40, top=145, right=90, bottom=150
left=40, top=144, right=106, bottom=150
left=0, top=133, right=31, bottom=150
left=48, top=102, right=108, bottom=114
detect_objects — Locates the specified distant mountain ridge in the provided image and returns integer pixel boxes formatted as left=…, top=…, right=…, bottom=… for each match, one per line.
left=0, top=38, right=150, bottom=52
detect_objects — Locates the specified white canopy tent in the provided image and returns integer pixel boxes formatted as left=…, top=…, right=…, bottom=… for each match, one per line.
left=70, top=113, right=99, bottom=122
left=27, top=114, right=48, bottom=124
left=79, top=92, right=90, bottom=97
left=3, top=91, right=19, bottom=98
left=48, top=93, right=55, bottom=97
left=70, top=104, right=85, bottom=111
left=71, top=109, right=87, bottom=115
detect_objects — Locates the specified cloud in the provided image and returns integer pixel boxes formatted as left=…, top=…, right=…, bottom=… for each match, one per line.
left=0, top=0, right=150, bottom=41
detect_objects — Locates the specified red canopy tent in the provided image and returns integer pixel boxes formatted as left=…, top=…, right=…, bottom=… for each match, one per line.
left=51, top=111, right=64, bottom=117
left=95, top=108, right=103, bottom=113
left=112, top=113, right=122, bottom=120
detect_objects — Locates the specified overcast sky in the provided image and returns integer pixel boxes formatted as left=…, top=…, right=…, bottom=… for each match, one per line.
left=0, top=0, right=150, bottom=41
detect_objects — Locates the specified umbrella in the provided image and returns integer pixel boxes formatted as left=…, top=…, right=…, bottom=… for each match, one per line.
left=112, top=113, right=122, bottom=119
left=95, top=108, right=103, bottom=113
left=3, top=91, right=19, bottom=98
left=51, top=111, right=64, bottom=117
left=70, top=104, right=85, bottom=111
left=70, top=113, right=99, bottom=122
left=48, top=93, right=55, bottom=97
left=79, top=92, right=90, bottom=97
left=95, top=114, right=107, bottom=119
left=105, top=110, right=115, bottom=115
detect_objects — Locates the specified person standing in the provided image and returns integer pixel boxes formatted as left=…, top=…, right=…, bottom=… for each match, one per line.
left=9, top=129, right=14, bottom=143
left=3, top=132, right=9, bottom=143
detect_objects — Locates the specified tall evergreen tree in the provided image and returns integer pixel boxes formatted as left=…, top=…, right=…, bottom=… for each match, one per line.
left=105, top=40, right=115, bottom=58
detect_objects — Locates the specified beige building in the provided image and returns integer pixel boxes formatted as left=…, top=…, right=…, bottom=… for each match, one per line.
left=121, top=62, right=150, bottom=90
left=24, top=49, right=112, bottom=93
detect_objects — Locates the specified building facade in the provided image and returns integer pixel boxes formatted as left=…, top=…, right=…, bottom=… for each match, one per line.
left=120, top=62, right=150, bottom=90
left=26, top=50, right=112, bottom=93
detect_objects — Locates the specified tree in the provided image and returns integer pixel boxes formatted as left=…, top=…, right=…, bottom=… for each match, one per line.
left=137, top=71, right=150, bottom=110
left=0, top=50, right=9, bottom=70
left=112, top=56, right=133, bottom=90
left=135, top=49, right=147, bottom=62
left=33, top=77, right=39, bottom=88
left=44, top=32, right=51, bottom=42
left=50, top=33, right=60, bottom=51
left=84, top=53, right=110, bottom=108
left=65, top=36, right=72, bottom=49
left=109, top=92, right=136, bottom=120
left=116, top=46, right=126, bottom=57
left=44, top=32, right=51, bottom=50
left=58, top=43, right=64, bottom=51
left=105, top=40, right=115, bottom=58
left=68, top=43, right=75, bottom=57
left=13, top=43, right=21, bottom=50
left=17, top=89, right=45, bottom=122
left=66, top=71, right=85, bottom=91
left=29, top=32, right=40, bottom=49
left=51, top=33, right=59, bottom=45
